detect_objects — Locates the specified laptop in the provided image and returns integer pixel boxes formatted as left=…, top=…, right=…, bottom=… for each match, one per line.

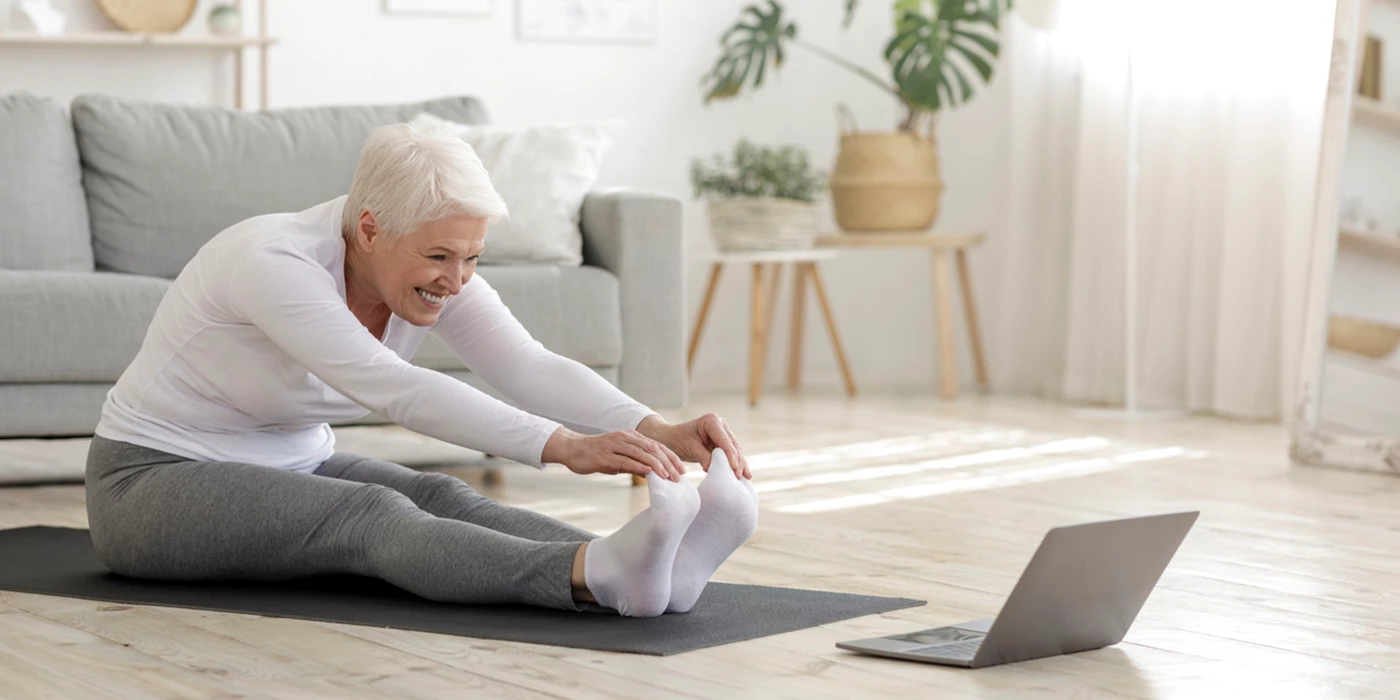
left=836, top=510, right=1199, bottom=668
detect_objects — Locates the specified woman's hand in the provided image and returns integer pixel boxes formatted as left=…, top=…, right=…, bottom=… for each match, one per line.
left=542, top=426, right=685, bottom=481
left=637, top=413, right=750, bottom=479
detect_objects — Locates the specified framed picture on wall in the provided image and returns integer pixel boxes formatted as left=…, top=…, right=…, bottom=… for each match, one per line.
left=384, top=0, right=493, bottom=15
left=518, top=0, right=657, bottom=43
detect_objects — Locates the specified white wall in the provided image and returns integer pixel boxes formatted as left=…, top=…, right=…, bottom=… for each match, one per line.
left=0, top=0, right=1007, bottom=398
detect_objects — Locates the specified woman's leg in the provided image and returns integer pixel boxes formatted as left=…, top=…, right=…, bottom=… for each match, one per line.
left=312, top=452, right=596, bottom=544
left=84, top=435, right=583, bottom=610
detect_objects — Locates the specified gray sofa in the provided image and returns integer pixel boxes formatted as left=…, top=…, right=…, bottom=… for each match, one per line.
left=0, top=92, right=685, bottom=438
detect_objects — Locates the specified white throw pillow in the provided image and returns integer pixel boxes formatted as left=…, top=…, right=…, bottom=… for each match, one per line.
left=412, top=112, right=618, bottom=266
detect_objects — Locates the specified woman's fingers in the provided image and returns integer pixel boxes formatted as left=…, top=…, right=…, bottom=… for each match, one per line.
left=625, top=431, right=683, bottom=480
left=704, top=415, right=747, bottom=479
left=722, top=424, right=750, bottom=478
left=660, top=443, right=685, bottom=476
left=646, top=439, right=685, bottom=478
left=619, top=440, right=670, bottom=480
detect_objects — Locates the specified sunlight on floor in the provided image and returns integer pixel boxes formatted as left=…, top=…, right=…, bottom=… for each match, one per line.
left=776, top=447, right=1193, bottom=514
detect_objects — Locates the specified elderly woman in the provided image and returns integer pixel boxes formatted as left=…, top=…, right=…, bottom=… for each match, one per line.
left=84, top=120, right=758, bottom=618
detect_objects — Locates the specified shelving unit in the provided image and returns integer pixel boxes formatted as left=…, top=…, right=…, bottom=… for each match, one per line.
left=1321, top=0, right=1400, bottom=437
left=0, top=31, right=273, bottom=48
left=0, top=0, right=273, bottom=110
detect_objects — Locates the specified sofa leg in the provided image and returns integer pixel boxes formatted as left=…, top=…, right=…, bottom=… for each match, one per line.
left=480, top=453, right=503, bottom=486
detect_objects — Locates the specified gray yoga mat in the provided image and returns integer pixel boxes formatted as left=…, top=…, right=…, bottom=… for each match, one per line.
left=0, top=526, right=923, bottom=656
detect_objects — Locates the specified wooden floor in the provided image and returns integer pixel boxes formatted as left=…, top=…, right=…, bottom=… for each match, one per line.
left=3, top=393, right=1400, bottom=699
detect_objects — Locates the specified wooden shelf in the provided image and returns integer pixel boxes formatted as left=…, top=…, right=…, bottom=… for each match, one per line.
left=1326, top=348, right=1400, bottom=381
left=816, top=231, right=985, bottom=250
left=1352, top=96, right=1400, bottom=134
left=1339, top=228, right=1400, bottom=261
left=0, top=31, right=275, bottom=49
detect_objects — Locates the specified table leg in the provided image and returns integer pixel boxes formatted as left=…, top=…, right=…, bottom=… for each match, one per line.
left=808, top=263, right=857, bottom=398
left=749, top=263, right=769, bottom=407
left=931, top=251, right=958, bottom=400
left=761, top=262, right=783, bottom=378
left=687, top=262, right=724, bottom=376
left=787, top=262, right=807, bottom=392
left=955, top=249, right=990, bottom=392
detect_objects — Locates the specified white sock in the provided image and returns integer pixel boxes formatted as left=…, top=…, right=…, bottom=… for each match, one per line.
left=583, top=472, right=700, bottom=617
left=667, top=448, right=759, bottom=613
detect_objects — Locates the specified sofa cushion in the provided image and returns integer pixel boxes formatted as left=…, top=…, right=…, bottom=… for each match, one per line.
left=412, top=265, right=623, bottom=371
left=72, top=94, right=491, bottom=279
left=0, top=93, right=94, bottom=272
left=0, top=271, right=170, bottom=383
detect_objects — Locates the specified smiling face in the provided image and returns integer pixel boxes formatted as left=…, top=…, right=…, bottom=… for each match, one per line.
left=346, top=210, right=487, bottom=327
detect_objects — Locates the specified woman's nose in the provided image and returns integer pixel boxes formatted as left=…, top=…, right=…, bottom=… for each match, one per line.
left=444, top=264, right=470, bottom=295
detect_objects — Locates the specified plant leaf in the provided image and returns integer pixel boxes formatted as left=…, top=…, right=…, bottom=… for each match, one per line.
left=944, top=59, right=974, bottom=101
left=702, top=0, right=796, bottom=103
left=950, top=37, right=995, bottom=81
left=885, top=0, right=1008, bottom=114
left=844, top=0, right=859, bottom=27
left=951, top=27, right=999, bottom=57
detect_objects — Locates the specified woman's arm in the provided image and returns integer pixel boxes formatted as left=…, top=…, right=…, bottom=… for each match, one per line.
left=227, top=246, right=564, bottom=468
left=430, top=274, right=660, bottom=435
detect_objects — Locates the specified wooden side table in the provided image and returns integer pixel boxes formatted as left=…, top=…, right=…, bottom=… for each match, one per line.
left=815, top=231, right=990, bottom=400
left=688, top=249, right=857, bottom=407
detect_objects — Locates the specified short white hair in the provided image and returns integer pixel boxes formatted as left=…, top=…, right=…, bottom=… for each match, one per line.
left=341, top=119, right=508, bottom=240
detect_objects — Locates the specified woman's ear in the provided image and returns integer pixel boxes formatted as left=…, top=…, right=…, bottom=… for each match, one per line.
left=356, top=210, right=383, bottom=252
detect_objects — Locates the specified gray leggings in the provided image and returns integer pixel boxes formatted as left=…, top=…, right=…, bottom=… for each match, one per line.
left=84, top=434, right=595, bottom=611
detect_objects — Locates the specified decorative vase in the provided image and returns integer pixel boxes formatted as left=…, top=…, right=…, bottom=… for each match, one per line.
left=828, top=109, right=944, bottom=232
left=707, top=197, right=820, bottom=252
left=208, top=3, right=242, bottom=36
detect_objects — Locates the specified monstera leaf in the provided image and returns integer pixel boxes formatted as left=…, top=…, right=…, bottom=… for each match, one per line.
left=703, top=0, right=1009, bottom=125
left=702, top=0, right=796, bottom=103
left=885, top=0, right=1006, bottom=111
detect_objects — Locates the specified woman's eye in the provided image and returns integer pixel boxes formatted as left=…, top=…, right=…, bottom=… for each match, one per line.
left=430, top=255, right=447, bottom=262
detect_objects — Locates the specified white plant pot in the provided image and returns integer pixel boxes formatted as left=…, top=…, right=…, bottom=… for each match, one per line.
left=707, top=197, right=820, bottom=252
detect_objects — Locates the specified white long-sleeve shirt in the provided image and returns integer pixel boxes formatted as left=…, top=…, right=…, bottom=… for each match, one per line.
left=95, top=196, right=656, bottom=472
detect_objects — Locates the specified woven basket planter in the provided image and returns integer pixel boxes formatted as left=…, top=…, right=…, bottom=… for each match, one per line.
left=829, top=129, right=944, bottom=232
left=707, top=197, right=820, bottom=252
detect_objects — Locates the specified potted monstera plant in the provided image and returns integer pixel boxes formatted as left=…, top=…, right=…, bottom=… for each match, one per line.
left=703, top=0, right=1012, bottom=232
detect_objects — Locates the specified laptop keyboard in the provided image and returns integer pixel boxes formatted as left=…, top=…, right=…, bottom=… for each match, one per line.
left=913, top=639, right=982, bottom=659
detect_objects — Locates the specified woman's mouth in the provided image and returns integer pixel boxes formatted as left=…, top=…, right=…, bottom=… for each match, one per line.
left=416, top=288, right=447, bottom=307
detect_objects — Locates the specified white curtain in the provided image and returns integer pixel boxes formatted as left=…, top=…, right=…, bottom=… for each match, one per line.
left=988, top=0, right=1335, bottom=419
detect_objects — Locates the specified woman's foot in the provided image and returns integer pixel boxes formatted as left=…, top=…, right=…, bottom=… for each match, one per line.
left=667, top=448, right=759, bottom=613
left=581, top=472, right=700, bottom=617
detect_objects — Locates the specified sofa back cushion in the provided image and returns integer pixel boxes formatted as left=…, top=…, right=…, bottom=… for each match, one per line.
left=0, top=93, right=94, bottom=272
left=72, top=94, right=490, bottom=279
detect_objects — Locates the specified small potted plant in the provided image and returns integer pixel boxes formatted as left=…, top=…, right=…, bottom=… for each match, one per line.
left=691, top=138, right=825, bottom=252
